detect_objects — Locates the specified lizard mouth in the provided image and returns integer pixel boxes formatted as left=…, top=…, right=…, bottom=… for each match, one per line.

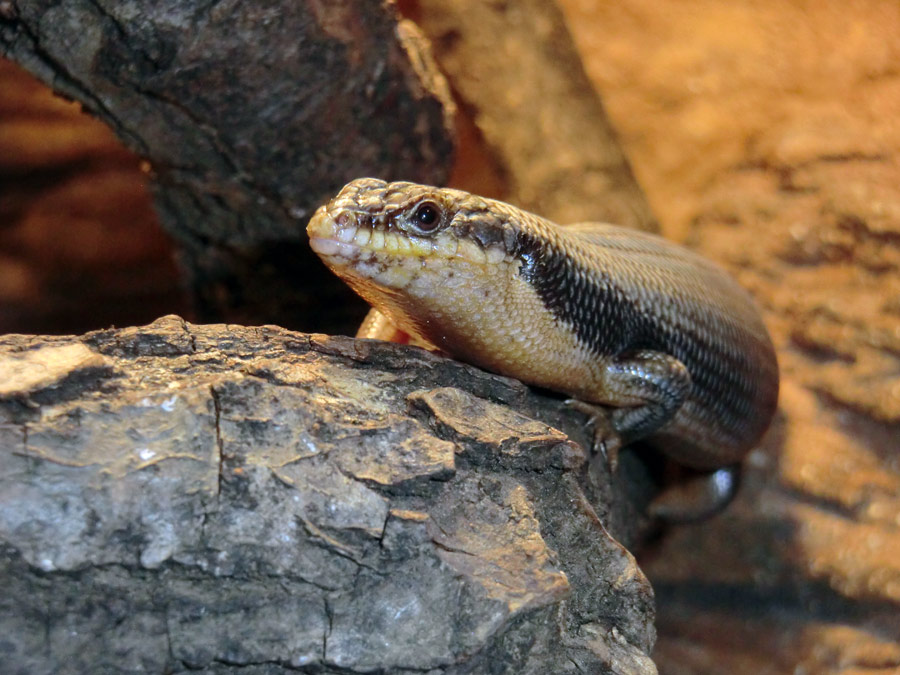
left=307, top=207, right=365, bottom=261
left=308, top=206, right=436, bottom=294
left=308, top=205, right=445, bottom=263
left=308, top=203, right=513, bottom=275
left=308, top=232, right=363, bottom=260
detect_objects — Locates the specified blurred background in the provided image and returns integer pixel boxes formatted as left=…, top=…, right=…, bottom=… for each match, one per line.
left=0, top=58, right=187, bottom=334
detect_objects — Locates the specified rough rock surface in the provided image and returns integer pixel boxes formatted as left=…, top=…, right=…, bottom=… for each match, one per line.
left=0, top=316, right=657, bottom=674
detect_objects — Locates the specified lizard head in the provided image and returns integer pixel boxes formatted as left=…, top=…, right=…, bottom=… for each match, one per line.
left=307, top=177, right=528, bottom=284
left=307, top=177, right=526, bottom=255
left=306, top=178, right=547, bottom=349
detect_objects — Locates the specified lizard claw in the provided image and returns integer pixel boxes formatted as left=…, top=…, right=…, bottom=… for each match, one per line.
left=564, top=399, right=623, bottom=472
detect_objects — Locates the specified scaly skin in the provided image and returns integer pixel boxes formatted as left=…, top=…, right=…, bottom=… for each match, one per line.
left=308, top=178, right=779, bottom=477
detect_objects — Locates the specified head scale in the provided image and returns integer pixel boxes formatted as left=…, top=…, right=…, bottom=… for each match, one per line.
left=318, top=178, right=539, bottom=261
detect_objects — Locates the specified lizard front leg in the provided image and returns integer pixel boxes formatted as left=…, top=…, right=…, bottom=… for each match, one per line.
left=356, top=308, right=439, bottom=351
left=571, top=349, right=692, bottom=467
left=602, top=349, right=692, bottom=442
left=579, top=350, right=743, bottom=519
left=356, top=308, right=405, bottom=341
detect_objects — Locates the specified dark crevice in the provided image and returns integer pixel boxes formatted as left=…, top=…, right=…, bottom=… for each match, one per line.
left=43, top=590, right=52, bottom=662
left=429, top=538, right=477, bottom=559
left=812, top=388, right=900, bottom=456
left=207, top=656, right=296, bottom=670
left=817, top=151, right=888, bottom=164
left=210, top=384, right=224, bottom=499
left=654, top=579, right=900, bottom=632
left=163, top=607, right=175, bottom=666
left=171, top=315, right=199, bottom=354
left=567, top=656, right=587, bottom=674
left=322, top=595, right=332, bottom=661
left=789, top=332, right=857, bottom=364
left=734, top=151, right=888, bottom=175
left=292, top=517, right=375, bottom=572
left=780, top=485, right=865, bottom=521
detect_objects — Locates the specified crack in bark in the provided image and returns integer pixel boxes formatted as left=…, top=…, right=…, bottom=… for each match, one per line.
left=322, top=595, right=332, bottom=662
left=163, top=605, right=175, bottom=667
left=294, top=516, right=375, bottom=572
left=210, top=384, right=224, bottom=500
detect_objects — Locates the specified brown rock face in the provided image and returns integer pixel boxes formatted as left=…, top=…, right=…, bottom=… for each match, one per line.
left=560, top=1, right=900, bottom=671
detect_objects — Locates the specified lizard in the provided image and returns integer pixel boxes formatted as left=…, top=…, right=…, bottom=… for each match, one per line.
left=307, top=178, right=779, bottom=518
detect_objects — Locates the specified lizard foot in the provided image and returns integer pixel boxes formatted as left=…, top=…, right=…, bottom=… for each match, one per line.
left=564, top=399, right=624, bottom=471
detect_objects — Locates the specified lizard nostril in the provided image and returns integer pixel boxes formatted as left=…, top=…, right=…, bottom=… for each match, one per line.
left=335, top=212, right=351, bottom=228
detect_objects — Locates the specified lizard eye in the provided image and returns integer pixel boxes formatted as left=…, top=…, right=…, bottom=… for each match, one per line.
left=409, top=201, right=442, bottom=234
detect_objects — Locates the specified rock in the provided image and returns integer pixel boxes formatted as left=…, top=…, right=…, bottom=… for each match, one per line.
left=0, top=316, right=657, bottom=674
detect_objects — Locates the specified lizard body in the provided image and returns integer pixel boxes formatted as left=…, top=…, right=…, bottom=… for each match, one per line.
left=307, top=178, right=779, bottom=477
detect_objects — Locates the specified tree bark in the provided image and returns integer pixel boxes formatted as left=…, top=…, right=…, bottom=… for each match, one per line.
left=0, top=0, right=456, bottom=332
left=410, top=0, right=658, bottom=231
left=0, top=316, right=657, bottom=674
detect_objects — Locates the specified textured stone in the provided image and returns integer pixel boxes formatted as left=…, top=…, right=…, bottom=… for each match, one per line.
left=0, top=316, right=657, bottom=674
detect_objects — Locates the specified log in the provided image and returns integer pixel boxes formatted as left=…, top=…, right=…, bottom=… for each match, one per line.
left=0, top=0, right=456, bottom=332
left=0, top=316, right=658, bottom=674
left=412, top=0, right=658, bottom=231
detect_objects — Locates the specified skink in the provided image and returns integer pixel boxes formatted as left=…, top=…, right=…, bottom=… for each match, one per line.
left=308, top=179, right=779, bottom=511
